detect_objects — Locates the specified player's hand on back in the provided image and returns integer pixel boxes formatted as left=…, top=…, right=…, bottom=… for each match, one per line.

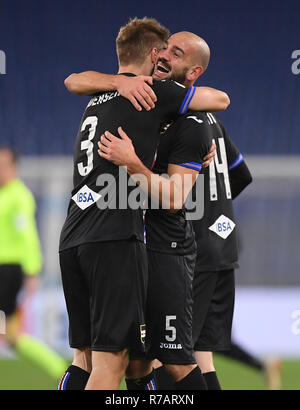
left=117, top=75, right=157, bottom=111
left=202, top=141, right=216, bottom=168
left=98, top=126, right=138, bottom=167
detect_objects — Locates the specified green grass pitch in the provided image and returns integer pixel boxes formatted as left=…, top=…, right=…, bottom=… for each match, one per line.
left=0, top=355, right=299, bottom=390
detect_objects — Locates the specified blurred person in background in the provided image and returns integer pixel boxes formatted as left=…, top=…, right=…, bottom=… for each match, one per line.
left=0, top=146, right=66, bottom=382
left=218, top=339, right=282, bottom=390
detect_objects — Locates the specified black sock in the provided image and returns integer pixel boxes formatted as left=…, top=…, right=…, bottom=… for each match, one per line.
left=203, top=371, right=221, bottom=390
left=126, top=370, right=157, bottom=390
left=154, top=366, right=175, bottom=390
left=174, top=366, right=207, bottom=390
left=57, top=365, right=90, bottom=390
left=220, top=342, right=264, bottom=371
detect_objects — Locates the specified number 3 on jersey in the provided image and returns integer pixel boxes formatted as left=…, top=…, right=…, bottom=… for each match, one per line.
left=78, top=116, right=98, bottom=176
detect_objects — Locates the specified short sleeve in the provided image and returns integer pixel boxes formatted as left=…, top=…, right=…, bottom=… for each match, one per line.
left=153, top=80, right=197, bottom=119
left=217, top=118, right=243, bottom=170
left=216, top=117, right=253, bottom=198
left=167, top=114, right=212, bottom=172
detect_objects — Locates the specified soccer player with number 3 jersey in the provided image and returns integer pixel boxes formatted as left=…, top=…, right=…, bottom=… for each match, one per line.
left=59, top=19, right=229, bottom=390
left=73, top=29, right=252, bottom=391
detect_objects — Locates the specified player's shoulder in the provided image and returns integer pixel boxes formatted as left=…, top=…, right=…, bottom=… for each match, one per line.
left=152, top=79, right=188, bottom=93
left=5, top=179, right=35, bottom=211
left=166, top=112, right=212, bottom=146
left=183, top=111, right=223, bottom=125
left=174, top=111, right=212, bottom=130
left=180, top=112, right=227, bottom=139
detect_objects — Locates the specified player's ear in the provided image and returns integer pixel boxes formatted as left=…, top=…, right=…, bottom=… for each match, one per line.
left=187, top=65, right=204, bottom=82
left=151, top=47, right=159, bottom=64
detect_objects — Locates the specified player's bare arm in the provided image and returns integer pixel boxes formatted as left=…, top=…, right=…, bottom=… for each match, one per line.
left=65, top=71, right=229, bottom=112
left=64, top=71, right=157, bottom=111
left=189, top=87, right=230, bottom=112
left=98, top=127, right=213, bottom=211
left=98, top=127, right=194, bottom=211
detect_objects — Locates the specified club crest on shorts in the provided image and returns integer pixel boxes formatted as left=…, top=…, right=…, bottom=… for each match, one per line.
left=209, top=214, right=236, bottom=239
left=140, top=324, right=146, bottom=344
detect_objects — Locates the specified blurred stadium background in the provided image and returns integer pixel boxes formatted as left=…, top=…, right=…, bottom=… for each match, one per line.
left=0, top=0, right=300, bottom=389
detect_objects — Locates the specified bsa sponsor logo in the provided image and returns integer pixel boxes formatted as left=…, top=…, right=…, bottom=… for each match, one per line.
left=72, top=185, right=101, bottom=210
left=209, top=214, right=236, bottom=239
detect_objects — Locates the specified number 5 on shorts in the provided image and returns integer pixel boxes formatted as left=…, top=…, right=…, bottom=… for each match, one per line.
left=77, top=116, right=98, bottom=176
left=165, top=315, right=177, bottom=342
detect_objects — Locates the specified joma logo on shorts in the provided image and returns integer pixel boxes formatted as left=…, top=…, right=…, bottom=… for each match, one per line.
left=160, top=342, right=183, bottom=349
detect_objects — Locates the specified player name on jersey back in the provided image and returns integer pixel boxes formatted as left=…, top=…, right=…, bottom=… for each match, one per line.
left=86, top=91, right=120, bottom=108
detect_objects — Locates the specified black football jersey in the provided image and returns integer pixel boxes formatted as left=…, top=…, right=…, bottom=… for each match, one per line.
left=59, top=75, right=196, bottom=251
left=145, top=111, right=212, bottom=255
left=192, top=113, right=245, bottom=272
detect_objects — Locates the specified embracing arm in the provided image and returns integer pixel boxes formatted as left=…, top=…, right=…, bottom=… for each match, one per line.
left=98, top=127, right=200, bottom=211
left=65, top=70, right=230, bottom=112
left=188, top=86, right=230, bottom=112
left=64, top=71, right=157, bottom=111
left=64, top=71, right=120, bottom=95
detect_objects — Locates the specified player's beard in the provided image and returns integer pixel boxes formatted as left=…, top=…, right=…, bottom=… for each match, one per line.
left=170, top=66, right=189, bottom=86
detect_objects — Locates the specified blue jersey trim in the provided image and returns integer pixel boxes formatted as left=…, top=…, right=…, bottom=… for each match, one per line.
left=179, top=162, right=202, bottom=172
left=179, top=86, right=196, bottom=114
left=229, top=153, right=243, bottom=170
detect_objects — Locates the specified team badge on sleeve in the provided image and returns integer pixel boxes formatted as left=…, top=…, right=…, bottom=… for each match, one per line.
left=140, top=324, right=146, bottom=344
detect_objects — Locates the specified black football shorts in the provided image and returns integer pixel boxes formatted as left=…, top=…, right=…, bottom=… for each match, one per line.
left=146, top=250, right=196, bottom=365
left=59, top=239, right=148, bottom=355
left=193, top=269, right=235, bottom=352
left=0, top=264, right=23, bottom=317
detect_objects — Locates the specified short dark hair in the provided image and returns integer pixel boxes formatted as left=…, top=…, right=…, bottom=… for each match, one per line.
left=116, top=17, right=170, bottom=66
